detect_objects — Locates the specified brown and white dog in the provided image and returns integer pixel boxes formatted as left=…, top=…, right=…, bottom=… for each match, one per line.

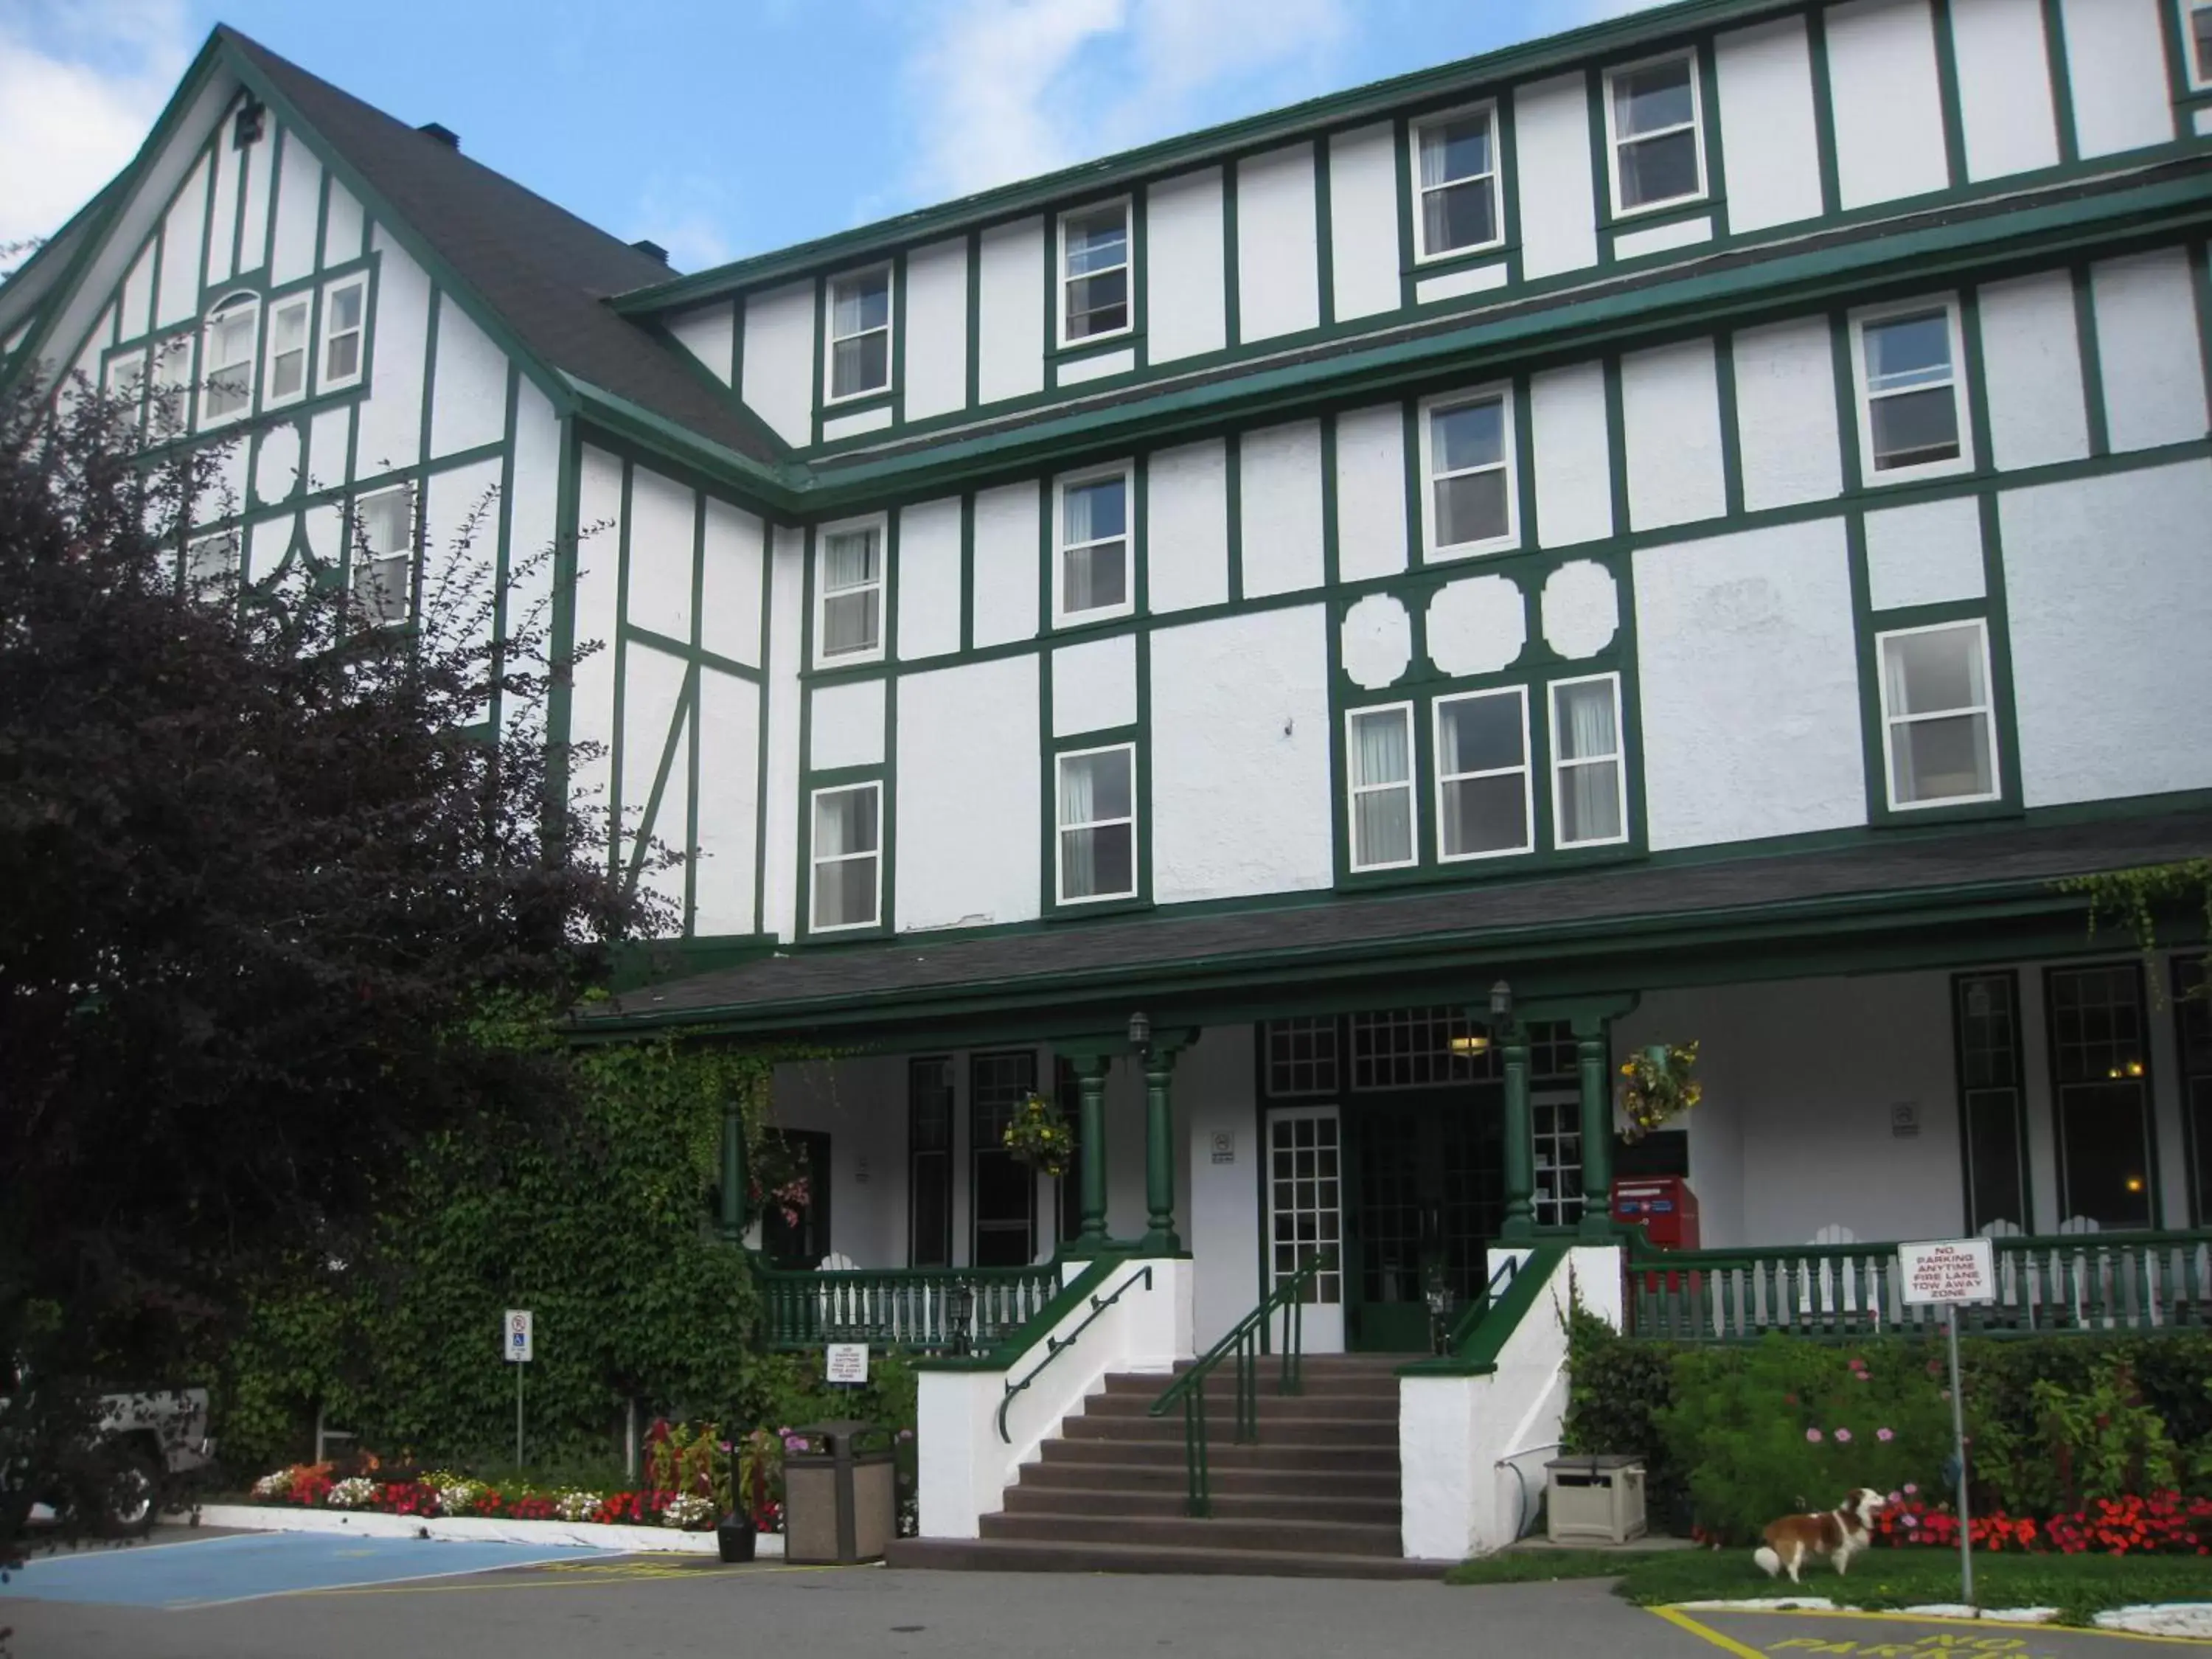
left=1753, top=1488, right=1888, bottom=1583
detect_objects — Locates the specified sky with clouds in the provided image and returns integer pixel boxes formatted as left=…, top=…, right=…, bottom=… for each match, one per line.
left=2, top=0, right=1663, bottom=279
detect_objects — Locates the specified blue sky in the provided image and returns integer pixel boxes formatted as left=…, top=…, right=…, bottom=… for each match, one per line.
left=3, top=0, right=1652, bottom=276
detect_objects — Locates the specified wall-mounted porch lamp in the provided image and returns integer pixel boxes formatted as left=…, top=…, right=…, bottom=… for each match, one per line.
left=1127, top=1009, right=1152, bottom=1057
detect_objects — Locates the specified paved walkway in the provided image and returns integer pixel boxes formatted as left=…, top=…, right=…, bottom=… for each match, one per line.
left=1658, top=1605, right=2209, bottom=1655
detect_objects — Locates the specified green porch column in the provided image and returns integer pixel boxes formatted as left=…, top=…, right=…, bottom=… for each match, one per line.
left=1074, top=1053, right=1113, bottom=1247
left=718, top=1099, right=747, bottom=1246
left=1500, top=1025, right=1534, bottom=1242
left=1141, top=1046, right=1183, bottom=1254
left=1576, top=1014, right=1615, bottom=1240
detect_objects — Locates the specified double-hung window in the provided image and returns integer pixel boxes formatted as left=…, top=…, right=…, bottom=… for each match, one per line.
left=1056, top=744, right=1136, bottom=903
left=816, top=522, right=884, bottom=663
left=1550, top=674, right=1627, bottom=847
left=103, top=349, right=147, bottom=430
left=149, top=334, right=195, bottom=434
left=352, top=484, right=414, bottom=625
left=320, top=275, right=366, bottom=389
left=810, top=782, right=883, bottom=931
left=185, top=530, right=239, bottom=591
left=1422, top=389, right=1514, bottom=555
left=1060, top=201, right=1130, bottom=345
left=2187, top=0, right=2212, bottom=90
left=1346, top=705, right=1416, bottom=872
left=201, top=294, right=259, bottom=425
left=1854, top=303, right=1968, bottom=479
left=1605, top=54, right=1705, bottom=215
left=265, top=293, right=310, bottom=406
left=827, top=265, right=891, bottom=400
left=1413, top=106, right=1503, bottom=260
left=1057, top=470, right=1130, bottom=622
left=1877, top=621, right=1999, bottom=809
left=1435, top=688, right=1531, bottom=860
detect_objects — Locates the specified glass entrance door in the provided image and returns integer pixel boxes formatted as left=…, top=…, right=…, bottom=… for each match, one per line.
left=1265, top=1106, right=1345, bottom=1352
left=1346, top=1090, right=1502, bottom=1352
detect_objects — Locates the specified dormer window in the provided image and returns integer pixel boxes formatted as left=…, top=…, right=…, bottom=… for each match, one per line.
left=201, top=293, right=259, bottom=425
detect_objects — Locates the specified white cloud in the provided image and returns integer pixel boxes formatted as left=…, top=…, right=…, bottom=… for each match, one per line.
left=0, top=0, right=192, bottom=271
left=899, top=0, right=1347, bottom=204
left=628, top=173, right=738, bottom=275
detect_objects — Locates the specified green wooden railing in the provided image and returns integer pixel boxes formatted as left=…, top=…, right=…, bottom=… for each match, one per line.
left=1627, top=1230, right=2212, bottom=1342
left=757, top=1262, right=1059, bottom=1352
left=1147, top=1251, right=1331, bottom=1518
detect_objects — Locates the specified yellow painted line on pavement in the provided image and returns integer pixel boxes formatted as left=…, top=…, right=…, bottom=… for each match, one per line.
left=1650, top=1605, right=1770, bottom=1657
left=1697, top=1607, right=2212, bottom=1647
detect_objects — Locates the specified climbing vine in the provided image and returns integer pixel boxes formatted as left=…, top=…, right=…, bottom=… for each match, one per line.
left=2055, top=860, right=2212, bottom=987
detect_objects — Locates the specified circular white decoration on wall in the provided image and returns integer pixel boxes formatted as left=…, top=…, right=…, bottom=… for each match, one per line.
left=1340, top=594, right=1413, bottom=690
left=253, top=423, right=302, bottom=508
left=1426, top=575, right=1526, bottom=679
left=1541, top=560, right=1619, bottom=660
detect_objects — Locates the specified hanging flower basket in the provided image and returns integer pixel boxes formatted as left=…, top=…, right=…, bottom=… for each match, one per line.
left=1001, top=1093, right=1075, bottom=1177
left=1618, top=1040, right=1702, bottom=1142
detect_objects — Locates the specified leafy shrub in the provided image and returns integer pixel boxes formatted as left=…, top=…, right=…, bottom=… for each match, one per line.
left=1560, top=1306, right=1689, bottom=1524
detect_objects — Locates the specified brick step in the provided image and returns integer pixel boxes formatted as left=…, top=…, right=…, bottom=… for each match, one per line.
left=1039, top=1436, right=1393, bottom=1473
left=1081, top=1391, right=1396, bottom=1422
left=1015, top=1459, right=1401, bottom=1501
left=886, top=1535, right=1441, bottom=1580
left=1097, top=1367, right=1400, bottom=1397
left=1061, top=1413, right=1395, bottom=1447
left=1001, top=1483, right=1400, bottom=1525
left=982, top=1509, right=1405, bottom=1557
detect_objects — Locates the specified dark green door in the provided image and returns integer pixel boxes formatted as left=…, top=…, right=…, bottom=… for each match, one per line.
left=1346, top=1089, right=1502, bottom=1352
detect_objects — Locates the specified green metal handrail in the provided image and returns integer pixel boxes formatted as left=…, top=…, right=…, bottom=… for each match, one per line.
left=1625, top=1228, right=2212, bottom=1342
left=755, top=1262, right=1058, bottom=1352
left=996, top=1265, right=1155, bottom=1444
left=1147, top=1251, right=1332, bottom=1518
left=1439, top=1253, right=1523, bottom=1354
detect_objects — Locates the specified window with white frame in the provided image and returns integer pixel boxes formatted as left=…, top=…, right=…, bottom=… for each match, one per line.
left=1435, top=688, right=1531, bottom=860
left=1057, top=471, right=1129, bottom=620
left=1606, top=54, right=1704, bottom=215
left=1413, top=107, right=1502, bottom=260
left=1550, top=674, right=1627, bottom=847
left=1347, top=705, right=1416, bottom=872
left=320, top=276, right=366, bottom=389
left=1060, top=202, right=1130, bottom=344
left=149, top=334, right=194, bottom=434
left=810, top=782, right=883, bottom=930
left=1056, top=744, right=1136, bottom=903
left=1854, top=305, right=1966, bottom=477
left=200, top=293, right=259, bottom=424
left=2188, top=0, right=2212, bottom=89
left=827, top=265, right=891, bottom=400
left=103, top=348, right=146, bottom=426
left=1423, top=389, right=1514, bottom=554
left=1877, top=621, right=1999, bottom=809
left=816, top=523, right=883, bottom=661
left=351, top=484, right=414, bottom=625
left=184, top=529, right=238, bottom=591
left=265, top=293, right=310, bottom=406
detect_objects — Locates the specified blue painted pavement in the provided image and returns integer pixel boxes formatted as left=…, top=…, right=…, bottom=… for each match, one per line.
left=0, top=1531, right=619, bottom=1607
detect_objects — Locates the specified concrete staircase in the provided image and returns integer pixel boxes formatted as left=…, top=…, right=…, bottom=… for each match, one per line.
left=888, top=1355, right=1438, bottom=1579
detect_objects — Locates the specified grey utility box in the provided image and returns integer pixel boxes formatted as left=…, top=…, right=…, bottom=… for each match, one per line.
left=1544, top=1455, right=1648, bottom=1545
left=785, top=1420, right=896, bottom=1564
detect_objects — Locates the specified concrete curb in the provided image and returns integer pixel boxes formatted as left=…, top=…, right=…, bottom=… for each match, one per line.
left=192, top=1503, right=787, bottom=1557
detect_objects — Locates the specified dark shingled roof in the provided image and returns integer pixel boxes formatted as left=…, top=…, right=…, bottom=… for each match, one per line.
left=222, top=29, right=787, bottom=470
left=582, top=807, right=2212, bottom=1030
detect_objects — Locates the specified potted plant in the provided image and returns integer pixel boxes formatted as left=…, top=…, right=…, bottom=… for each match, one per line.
left=1618, top=1040, right=1701, bottom=1142
left=718, top=1428, right=782, bottom=1564
left=1000, top=1093, right=1074, bottom=1178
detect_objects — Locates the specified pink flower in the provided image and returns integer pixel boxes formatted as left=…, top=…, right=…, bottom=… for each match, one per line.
left=1806, top=1428, right=1823, bottom=1443
left=1877, top=1428, right=1894, bottom=1443
left=1904, top=1514, right=1919, bottom=1528
left=1889, top=1490, right=1904, bottom=1504
left=1834, top=1428, right=1854, bottom=1444
left=1905, top=1484, right=1919, bottom=1496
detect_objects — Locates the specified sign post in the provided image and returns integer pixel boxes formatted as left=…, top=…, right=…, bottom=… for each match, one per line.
left=825, top=1343, right=869, bottom=1387
left=1897, top=1239, right=1996, bottom=1606
left=505, top=1310, right=534, bottom=1467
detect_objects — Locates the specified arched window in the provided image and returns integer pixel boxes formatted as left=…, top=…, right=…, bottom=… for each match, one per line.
left=201, top=292, right=260, bottom=425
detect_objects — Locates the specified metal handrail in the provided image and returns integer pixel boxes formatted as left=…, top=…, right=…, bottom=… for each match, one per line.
left=1436, top=1253, right=1522, bottom=1355
left=1147, top=1251, right=1333, bottom=1518
left=995, top=1265, right=1155, bottom=1444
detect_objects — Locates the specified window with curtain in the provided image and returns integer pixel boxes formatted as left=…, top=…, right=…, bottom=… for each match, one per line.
left=828, top=265, right=891, bottom=400
left=810, top=782, right=882, bottom=930
left=1858, top=307, right=1961, bottom=473
left=265, top=295, right=310, bottom=406
left=1062, top=203, right=1130, bottom=343
left=201, top=294, right=260, bottom=423
left=1878, top=622, right=1997, bottom=807
left=1427, top=392, right=1511, bottom=551
left=1551, top=675, right=1626, bottom=846
left=1435, top=688, right=1530, bottom=859
left=1057, top=745, right=1136, bottom=902
left=817, top=525, right=883, bottom=660
left=1607, top=55, right=1703, bottom=212
left=1058, top=473, right=1129, bottom=618
left=1415, top=108, right=1500, bottom=258
left=321, top=276, right=366, bottom=387
left=1347, top=705, right=1415, bottom=871
left=351, top=484, right=414, bottom=625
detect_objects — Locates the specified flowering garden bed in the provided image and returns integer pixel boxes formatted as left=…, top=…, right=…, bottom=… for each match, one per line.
left=246, top=1464, right=759, bottom=1533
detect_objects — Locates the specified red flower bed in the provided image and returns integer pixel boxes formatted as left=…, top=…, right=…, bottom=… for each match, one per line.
left=1874, top=1491, right=2212, bottom=1557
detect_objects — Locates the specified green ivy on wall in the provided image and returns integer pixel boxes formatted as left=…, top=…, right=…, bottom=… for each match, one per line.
left=2056, top=859, right=2212, bottom=970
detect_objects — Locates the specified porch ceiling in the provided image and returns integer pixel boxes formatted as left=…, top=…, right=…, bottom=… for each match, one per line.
left=574, top=806, right=2212, bottom=1046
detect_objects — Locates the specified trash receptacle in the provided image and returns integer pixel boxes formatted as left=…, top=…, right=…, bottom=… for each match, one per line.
left=1544, top=1454, right=1647, bottom=1544
left=785, top=1420, right=896, bottom=1564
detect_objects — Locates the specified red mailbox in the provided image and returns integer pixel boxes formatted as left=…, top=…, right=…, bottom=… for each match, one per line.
left=1611, top=1176, right=1700, bottom=1251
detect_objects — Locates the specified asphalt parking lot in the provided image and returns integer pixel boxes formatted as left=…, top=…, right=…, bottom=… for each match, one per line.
left=3, top=1528, right=2203, bottom=1659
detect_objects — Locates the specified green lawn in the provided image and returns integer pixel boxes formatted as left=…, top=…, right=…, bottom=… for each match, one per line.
left=1445, top=1546, right=2212, bottom=1624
